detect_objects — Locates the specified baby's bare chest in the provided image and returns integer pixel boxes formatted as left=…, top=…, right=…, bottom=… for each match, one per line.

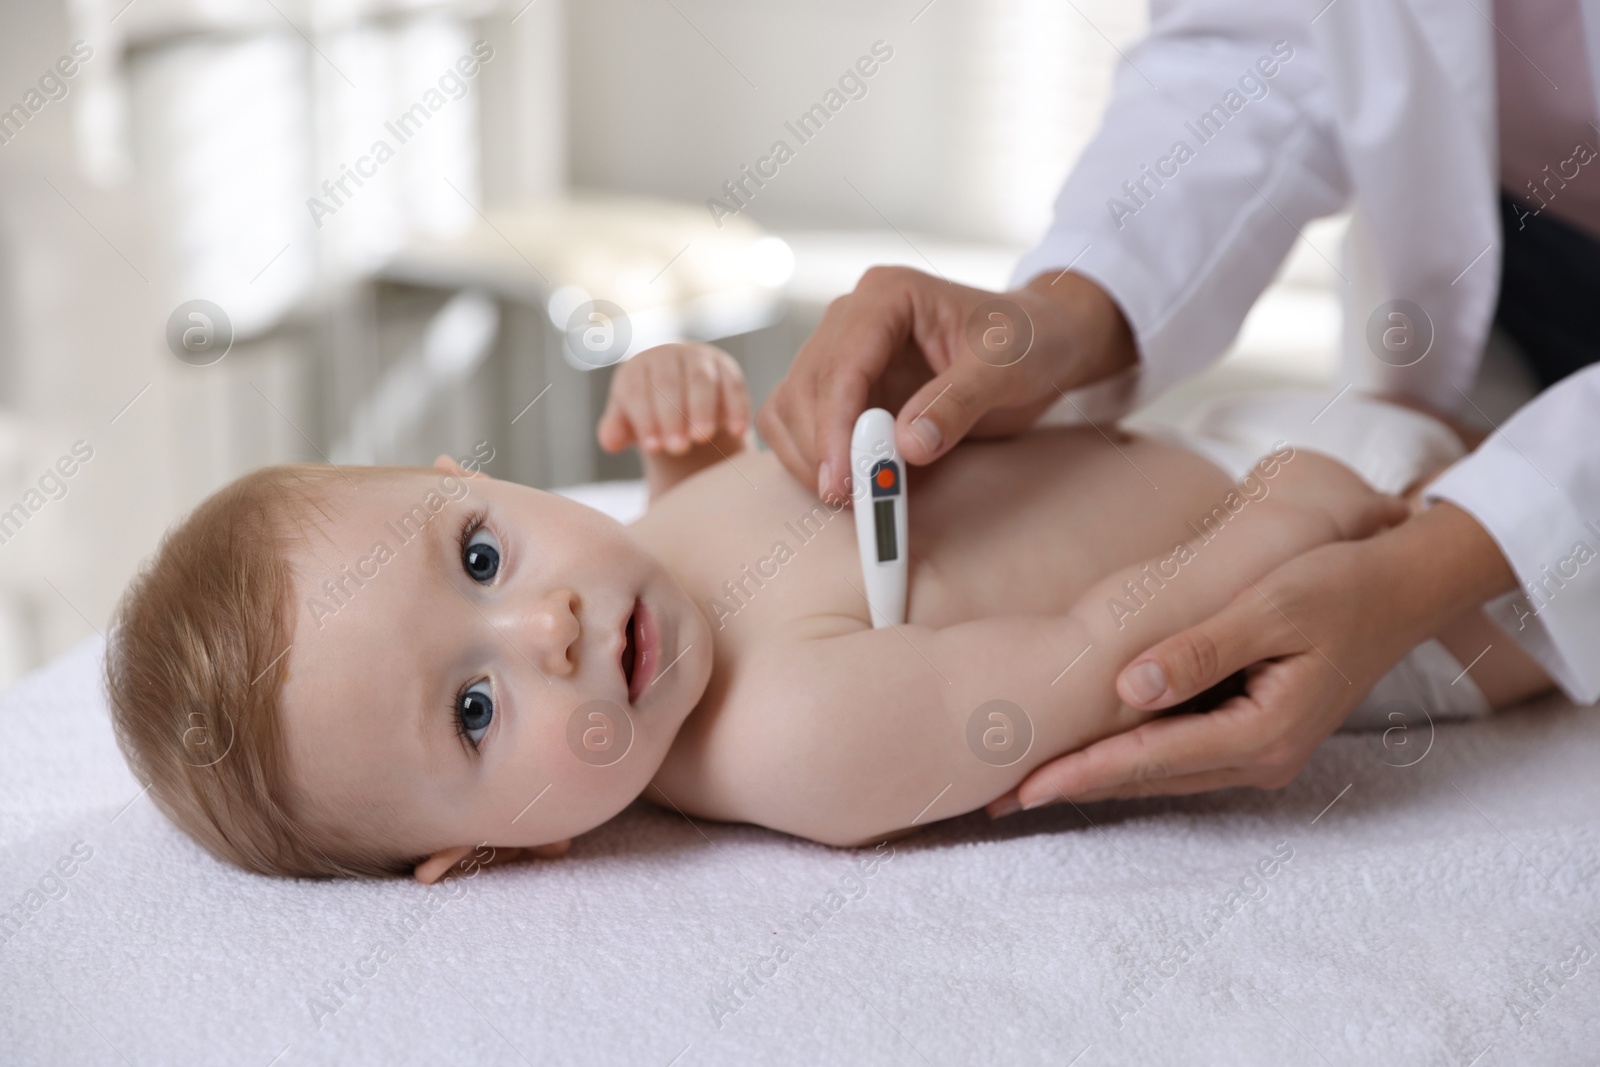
left=633, top=430, right=1234, bottom=641
left=639, top=432, right=1236, bottom=822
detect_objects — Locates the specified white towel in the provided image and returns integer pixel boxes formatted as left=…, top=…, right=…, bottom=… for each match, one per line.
left=4, top=481, right=1597, bottom=1065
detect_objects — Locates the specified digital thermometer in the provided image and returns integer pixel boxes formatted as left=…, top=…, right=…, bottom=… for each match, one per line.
left=850, top=408, right=908, bottom=628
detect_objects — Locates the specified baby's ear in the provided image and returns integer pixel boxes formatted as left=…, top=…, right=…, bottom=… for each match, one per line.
left=477, top=840, right=574, bottom=867
left=411, top=839, right=574, bottom=884
left=413, top=845, right=475, bottom=885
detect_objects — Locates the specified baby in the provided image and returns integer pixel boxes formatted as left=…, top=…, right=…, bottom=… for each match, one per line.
left=105, top=342, right=1552, bottom=881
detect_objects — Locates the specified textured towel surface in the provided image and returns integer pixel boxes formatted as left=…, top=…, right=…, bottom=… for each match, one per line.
left=4, top=483, right=1598, bottom=1065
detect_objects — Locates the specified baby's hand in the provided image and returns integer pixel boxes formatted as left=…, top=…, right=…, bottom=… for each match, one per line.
left=597, top=342, right=751, bottom=456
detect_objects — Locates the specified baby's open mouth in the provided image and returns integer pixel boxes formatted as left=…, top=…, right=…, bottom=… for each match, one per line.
left=621, top=605, right=638, bottom=691
left=620, top=596, right=658, bottom=703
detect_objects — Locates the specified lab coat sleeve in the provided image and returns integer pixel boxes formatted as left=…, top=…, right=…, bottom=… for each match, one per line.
left=1010, top=0, right=1351, bottom=400
left=1424, top=364, right=1600, bottom=705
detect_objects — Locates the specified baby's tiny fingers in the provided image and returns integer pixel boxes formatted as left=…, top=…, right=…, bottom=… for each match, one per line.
left=596, top=397, right=635, bottom=452
left=596, top=417, right=630, bottom=453
left=720, top=355, right=752, bottom=437
left=648, top=360, right=691, bottom=453
left=684, top=355, right=721, bottom=442
left=622, top=381, right=664, bottom=453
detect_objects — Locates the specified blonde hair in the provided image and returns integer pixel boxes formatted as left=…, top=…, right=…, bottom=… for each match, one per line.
left=105, top=464, right=415, bottom=879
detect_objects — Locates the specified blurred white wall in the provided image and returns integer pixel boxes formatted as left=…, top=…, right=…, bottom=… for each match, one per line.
left=568, top=0, right=1145, bottom=245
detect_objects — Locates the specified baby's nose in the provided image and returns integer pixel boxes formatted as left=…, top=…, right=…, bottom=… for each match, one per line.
left=504, top=589, right=580, bottom=677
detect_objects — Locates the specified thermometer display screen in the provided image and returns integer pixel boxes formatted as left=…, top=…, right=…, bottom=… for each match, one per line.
left=873, top=499, right=898, bottom=562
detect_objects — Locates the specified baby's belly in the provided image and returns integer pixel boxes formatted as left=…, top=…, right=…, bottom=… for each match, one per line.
left=905, top=428, right=1237, bottom=624
left=640, top=428, right=1237, bottom=641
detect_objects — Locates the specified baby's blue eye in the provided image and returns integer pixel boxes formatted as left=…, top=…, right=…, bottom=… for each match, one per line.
left=458, top=681, right=493, bottom=746
left=463, top=528, right=500, bottom=583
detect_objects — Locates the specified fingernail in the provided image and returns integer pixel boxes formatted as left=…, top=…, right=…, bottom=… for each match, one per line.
left=1021, top=793, right=1054, bottom=811
left=817, top=460, right=830, bottom=494
left=909, top=416, right=942, bottom=453
left=988, top=797, right=1021, bottom=819
left=667, top=434, right=687, bottom=452
left=643, top=435, right=660, bottom=451
left=1124, top=661, right=1168, bottom=705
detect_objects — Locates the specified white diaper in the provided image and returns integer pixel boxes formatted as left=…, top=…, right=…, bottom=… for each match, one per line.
left=1155, top=388, right=1467, bottom=496
left=1152, top=389, right=1490, bottom=727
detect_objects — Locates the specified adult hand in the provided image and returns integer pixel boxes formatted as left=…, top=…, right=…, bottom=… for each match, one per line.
left=758, top=266, right=1137, bottom=501
left=987, top=501, right=1520, bottom=813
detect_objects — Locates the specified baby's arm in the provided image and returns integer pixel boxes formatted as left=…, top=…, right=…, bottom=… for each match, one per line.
left=727, top=452, right=1402, bottom=846
left=597, top=342, right=752, bottom=501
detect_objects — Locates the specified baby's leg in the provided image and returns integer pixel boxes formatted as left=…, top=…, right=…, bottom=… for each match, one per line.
left=1227, top=447, right=1552, bottom=712
left=1033, top=454, right=1399, bottom=757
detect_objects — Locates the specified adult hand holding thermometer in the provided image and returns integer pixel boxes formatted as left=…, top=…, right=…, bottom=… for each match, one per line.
left=851, top=408, right=908, bottom=628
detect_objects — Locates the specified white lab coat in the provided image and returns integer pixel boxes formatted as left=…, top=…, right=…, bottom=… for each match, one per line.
left=1012, top=0, right=1600, bottom=702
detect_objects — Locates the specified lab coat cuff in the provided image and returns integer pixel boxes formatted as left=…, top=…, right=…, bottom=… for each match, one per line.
left=1009, top=235, right=1198, bottom=405
left=1425, top=446, right=1600, bottom=705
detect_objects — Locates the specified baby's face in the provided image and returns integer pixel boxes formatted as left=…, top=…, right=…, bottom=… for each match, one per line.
left=279, top=464, right=712, bottom=863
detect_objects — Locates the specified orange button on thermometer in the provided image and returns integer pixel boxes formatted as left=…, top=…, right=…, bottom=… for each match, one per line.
left=851, top=408, right=907, bottom=627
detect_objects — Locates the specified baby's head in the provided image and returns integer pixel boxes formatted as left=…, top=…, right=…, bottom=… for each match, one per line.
left=106, top=458, right=711, bottom=880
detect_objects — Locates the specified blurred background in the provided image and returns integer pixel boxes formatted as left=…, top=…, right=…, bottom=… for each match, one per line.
left=0, top=0, right=1349, bottom=688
